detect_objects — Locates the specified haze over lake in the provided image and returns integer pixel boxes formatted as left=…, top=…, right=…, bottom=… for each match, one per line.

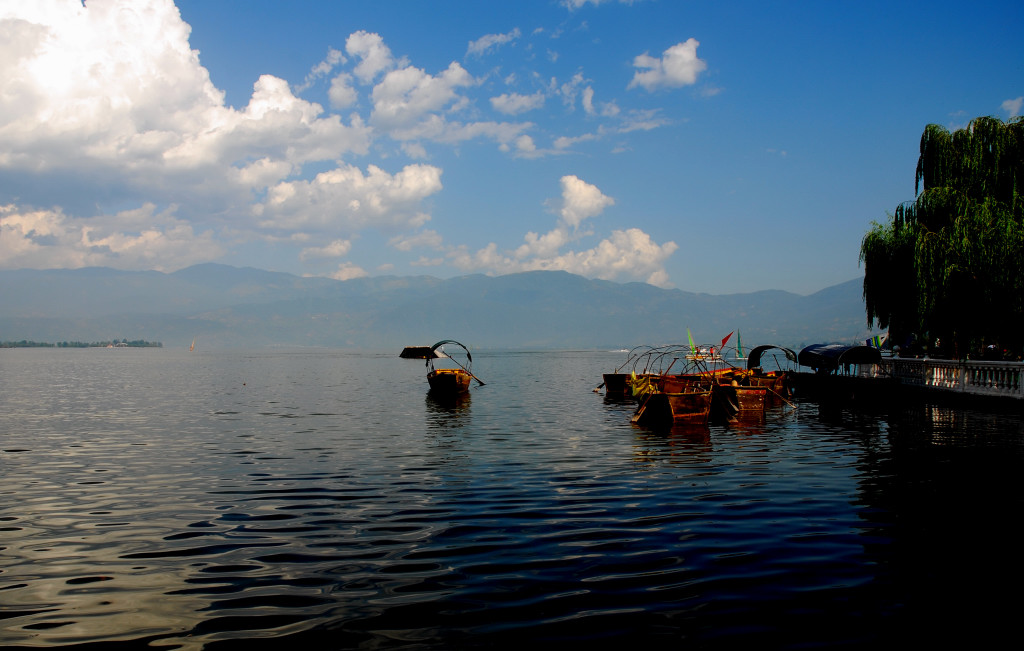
left=0, top=265, right=876, bottom=350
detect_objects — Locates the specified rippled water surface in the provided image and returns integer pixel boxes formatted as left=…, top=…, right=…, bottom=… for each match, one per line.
left=2, top=348, right=1024, bottom=649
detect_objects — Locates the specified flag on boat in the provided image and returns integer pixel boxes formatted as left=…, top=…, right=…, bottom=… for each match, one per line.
left=721, top=331, right=734, bottom=350
left=687, top=328, right=697, bottom=356
left=736, top=330, right=744, bottom=358
left=631, top=371, right=653, bottom=397
left=866, top=333, right=888, bottom=349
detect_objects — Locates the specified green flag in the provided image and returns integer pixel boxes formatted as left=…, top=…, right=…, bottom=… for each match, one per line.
left=687, top=328, right=696, bottom=356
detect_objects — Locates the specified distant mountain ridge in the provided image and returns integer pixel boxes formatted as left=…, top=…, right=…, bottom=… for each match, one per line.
left=0, top=265, right=874, bottom=350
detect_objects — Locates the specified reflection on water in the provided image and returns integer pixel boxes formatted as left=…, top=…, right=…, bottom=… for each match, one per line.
left=2, top=348, right=1023, bottom=648
left=426, top=389, right=472, bottom=416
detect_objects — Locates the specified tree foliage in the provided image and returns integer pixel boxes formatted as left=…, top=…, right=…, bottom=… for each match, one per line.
left=860, top=116, right=1024, bottom=358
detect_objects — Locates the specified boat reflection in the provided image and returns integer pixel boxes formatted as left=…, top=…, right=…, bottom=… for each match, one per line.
left=632, top=423, right=713, bottom=465
left=425, top=390, right=471, bottom=416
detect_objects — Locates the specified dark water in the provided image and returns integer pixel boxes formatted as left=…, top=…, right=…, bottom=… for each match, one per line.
left=2, top=348, right=1023, bottom=649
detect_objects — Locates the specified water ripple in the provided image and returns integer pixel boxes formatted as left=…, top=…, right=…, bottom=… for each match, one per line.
left=2, top=350, right=1024, bottom=647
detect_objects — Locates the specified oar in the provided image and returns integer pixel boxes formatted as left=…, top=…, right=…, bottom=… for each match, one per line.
left=768, top=387, right=795, bottom=408
left=631, top=394, right=650, bottom=424
left=430, top=348, right=486, bottom=386
left=450, top=356, right=486, bottom=386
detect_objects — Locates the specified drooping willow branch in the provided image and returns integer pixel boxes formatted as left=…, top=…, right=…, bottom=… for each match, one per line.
left=860, top=115, right=1024, bottom=358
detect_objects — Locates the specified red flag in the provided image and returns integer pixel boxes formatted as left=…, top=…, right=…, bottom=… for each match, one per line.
left=721, top=331, right=734, bottom=349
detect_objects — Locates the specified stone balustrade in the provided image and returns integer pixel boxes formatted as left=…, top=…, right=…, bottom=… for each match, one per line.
left=875, top=358, right=1024, bottom=399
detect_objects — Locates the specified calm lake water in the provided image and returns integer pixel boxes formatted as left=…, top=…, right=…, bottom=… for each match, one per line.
left=2, top=347, right=1023, bottom=649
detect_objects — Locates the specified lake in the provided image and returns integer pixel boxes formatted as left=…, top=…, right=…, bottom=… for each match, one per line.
left=2, top=347, right=1022, bottom=649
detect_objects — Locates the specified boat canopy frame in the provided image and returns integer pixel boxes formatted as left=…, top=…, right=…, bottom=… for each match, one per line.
left=746, top=345, right=798, bottom=370
left=428, top=339, right=485, bottom=386
left=797, top=343, right=881, bottom=373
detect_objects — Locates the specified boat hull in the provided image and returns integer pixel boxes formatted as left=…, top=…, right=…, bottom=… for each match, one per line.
left=632, top=387, right=712, bottom=426
left=746, top=371, right=790, bottom=404
left=603, top=373, right=631, bottom=397
left=427, top=368, right=472, bottom=395
left=733, top=385, right=767, bottom=412
left=665, top=390, right=713, bottom=424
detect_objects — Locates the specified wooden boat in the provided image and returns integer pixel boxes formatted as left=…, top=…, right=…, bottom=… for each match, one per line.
left=602, top=372, right=631, bottom=397
left=427, top=367, right=472, bottom=394
left=632, top=384, right=713, bottom=425
left=600, top=345, right=669, bottom=397
left=425, top=339, right=483, bottom=397
left=730, top=384, right=768, bottom=412
left=746, top=371, right=789, bottom=404
left=658, top=372, right=766, bottom=421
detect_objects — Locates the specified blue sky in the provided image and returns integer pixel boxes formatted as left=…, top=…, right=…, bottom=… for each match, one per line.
left=1, top=0, right=1021, bottom=294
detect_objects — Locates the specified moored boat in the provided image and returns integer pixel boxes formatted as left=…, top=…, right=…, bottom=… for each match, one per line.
left=425, top=339, right=483, bottom=397
left=613, top=339, right=798, bottom=427
left=745, top=371, right=789, bottom=404
left=601, top=345, right=673, bottom=397
left=744, top=344, right=798, bottom=405
left=427, top=367, right=472, bottom=394
left=632, top=385, right=713, bottom=426
left=602, top=372, right=631, bottom=397
left=730, top=384, right=768, bottom=412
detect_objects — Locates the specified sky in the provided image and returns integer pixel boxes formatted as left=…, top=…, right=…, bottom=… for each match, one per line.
left=1, top=0, right=1021, bottom=295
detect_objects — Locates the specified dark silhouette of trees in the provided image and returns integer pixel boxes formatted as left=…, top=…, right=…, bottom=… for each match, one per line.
left=860, top=116, right=1024, bottom=358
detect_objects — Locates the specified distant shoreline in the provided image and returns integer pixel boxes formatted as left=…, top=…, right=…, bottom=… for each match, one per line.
left=1, top=340, right=162, bottom=348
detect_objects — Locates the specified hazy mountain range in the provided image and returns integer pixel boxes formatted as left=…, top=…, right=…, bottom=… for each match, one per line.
left=0, top=264, right=876, bottom=351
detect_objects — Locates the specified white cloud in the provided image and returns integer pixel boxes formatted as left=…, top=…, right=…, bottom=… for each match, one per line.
left=618, top=108, right=670, bottom=132
left=370, top=62, right=474, bottom=128
left=514, top=227, right=570, bottom=259
left=389, top=229, right=443, bottom=251
left=0, top=203, right=223, bottom=271
left=582, top=86, right=595, bottom=114
left=554, top=132, right=599, bottom=150
left=328, top=73, right=358, bottom=109
left=557, top=72, right=587, bottom=109
left=256, top=163, right=442, bottom=233
left=345, top=30, right=396, bottom=84
left=562, top=0, right=640, bottom=9
left=443, top=175, right=674, bottom=286
left=515, top=135, right=537, bottom=154
left=467, top=28, right=521, bottom=57
left=628, top=38, right=707, bottom=91
left=295, top=47, right=346, bottom=93
left=0, top=1, right=679, bottom=283
left=558, top=175, right=614, bottom=228
left=0, top=2, right=373, bottom=195
left=393, top=116, right=531, bottom=148
left=401, top=141, right=428, bottom=159
left=329, top=261, right=369, bottom=280
left=1003, top=96, right=1023, bottom=118
left=490, top=91, right=545, bottom=115
left=450, top=226, right=677, bottom=287
left=299, top=239, right=353, bottom=261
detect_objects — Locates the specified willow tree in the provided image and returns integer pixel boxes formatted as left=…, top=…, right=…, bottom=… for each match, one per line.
left=860, top=115, right=1024, bottom=358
